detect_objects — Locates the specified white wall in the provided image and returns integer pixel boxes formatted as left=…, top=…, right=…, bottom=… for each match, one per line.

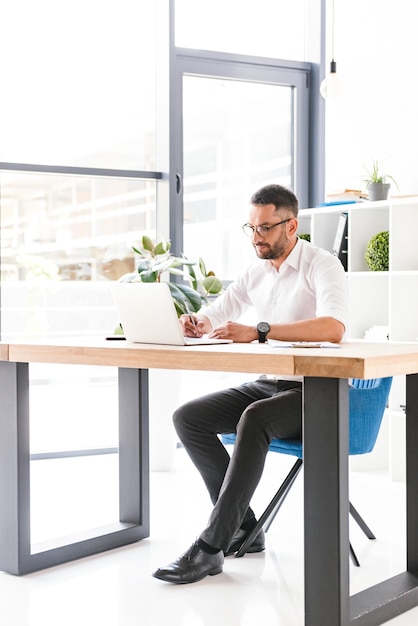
left=325, top=1, right=417, bottom=196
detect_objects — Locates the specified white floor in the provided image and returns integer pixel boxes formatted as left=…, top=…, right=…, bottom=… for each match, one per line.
left=2, top=448, right=418, bottom=626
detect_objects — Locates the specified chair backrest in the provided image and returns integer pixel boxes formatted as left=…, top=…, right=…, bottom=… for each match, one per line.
left=222, top=377, right=393, bottom=459
left=348, top=376, right=392, bottom=455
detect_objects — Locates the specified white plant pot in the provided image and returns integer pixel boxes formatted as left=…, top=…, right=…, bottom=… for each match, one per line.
left=367, top=182, right=390, bottom=201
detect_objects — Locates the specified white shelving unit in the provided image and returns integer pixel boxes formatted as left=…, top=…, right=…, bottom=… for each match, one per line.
left=298, top=196, right=418, bottom=480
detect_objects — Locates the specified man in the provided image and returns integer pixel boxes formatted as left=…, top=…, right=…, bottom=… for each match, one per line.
left=152, top=183, right=348, bottom=584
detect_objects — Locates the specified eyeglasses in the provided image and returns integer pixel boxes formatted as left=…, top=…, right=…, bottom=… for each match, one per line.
left=242, top=218, right=291, bottom=237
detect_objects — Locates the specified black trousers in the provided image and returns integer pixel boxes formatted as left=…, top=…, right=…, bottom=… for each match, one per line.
left=173, top=376, right=303, bottom=552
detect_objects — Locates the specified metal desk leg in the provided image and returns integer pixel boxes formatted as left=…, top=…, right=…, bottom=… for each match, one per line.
left=303, top=374, right=418, bottom=626
left=0, top=362, right=31, bottom=575
left=118, top=367, right=150, bottom=533
left=406, top=373, right=418, bottom=574
left=303, top=376, right=350, bottom=626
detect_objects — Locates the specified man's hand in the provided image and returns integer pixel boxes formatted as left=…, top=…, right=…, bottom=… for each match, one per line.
left=209, top=321, right=258, bottom=343
left=179, top=313, right=205, bottom=337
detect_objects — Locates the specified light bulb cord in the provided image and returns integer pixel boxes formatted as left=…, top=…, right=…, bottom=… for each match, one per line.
left=331, top=0, right=335, bottom=61
left=320, top=0, right=340, bottom=99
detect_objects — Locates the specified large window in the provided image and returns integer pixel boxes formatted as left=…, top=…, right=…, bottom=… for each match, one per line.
left=0, top=0, right=159, bottom=340
left=174, top=51, right=310, bottom=280
left=182, top=76, right=295, bottom=280
left=0, top=1, right=160, bottom=542
left=0, top=169, right=157, bottom=340
left=0, top=0, right=156, bottom=170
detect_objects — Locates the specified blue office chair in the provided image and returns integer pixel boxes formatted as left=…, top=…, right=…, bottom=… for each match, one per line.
left=222, top=377, right=393, bottom=564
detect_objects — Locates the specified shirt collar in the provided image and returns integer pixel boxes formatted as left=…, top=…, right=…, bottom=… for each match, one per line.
left=266, top=237, right=302, bottom=273
left=284, top=237, right=303, bottom=270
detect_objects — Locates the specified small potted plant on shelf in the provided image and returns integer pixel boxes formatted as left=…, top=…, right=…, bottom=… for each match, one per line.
left=118, top=236, right=223, bottom=317
left=362, top=159, right=399, bottom=201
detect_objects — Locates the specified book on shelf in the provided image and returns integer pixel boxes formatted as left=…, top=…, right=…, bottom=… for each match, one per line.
left=326, top=189, right=368, bottom=202
left=332, top=212, right=348, bottom=271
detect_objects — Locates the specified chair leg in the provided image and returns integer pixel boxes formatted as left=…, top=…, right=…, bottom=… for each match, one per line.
left=235, top=458, right=303, bottom=558
left=350, top=542, right=360, bottom=567
left=235, top=462, right=375, bottom=565
left=348, top=502, right=376, bottom=567
left=350, top=501, right=376, bottom=540
left=264, top=460, right=303, bottom=533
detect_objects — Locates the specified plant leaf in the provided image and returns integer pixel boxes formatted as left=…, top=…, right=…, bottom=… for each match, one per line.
left=201, top=275, right=223, bottom=294
left=132, top=245, right=145, bottom=257
left=137, top=269, right=158, bottom=282
left=166, top=267, right=189, bottom=277
left=152, top=258, right=177, bottom=273
left=176, top=258, right=196, bottom=267
left=199, top=257, right=207, bottom=276
left=136, top=260, right=152, bottom=273
left=141, top=235, right=155, bottom=252
left=154, top=240, right=171, bottom=255
left=168, top=283, right=203, bottom=314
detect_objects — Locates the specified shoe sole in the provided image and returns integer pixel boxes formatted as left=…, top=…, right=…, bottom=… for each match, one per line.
left=152, top=566, right=223, bottom=584
left=224, top=543, right=265, bottom=557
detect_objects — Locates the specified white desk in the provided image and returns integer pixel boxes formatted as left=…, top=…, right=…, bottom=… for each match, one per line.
left=1, top=338, right=418, bottom=626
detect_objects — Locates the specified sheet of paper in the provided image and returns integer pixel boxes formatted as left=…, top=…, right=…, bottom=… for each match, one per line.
left=268, top=340, right=341, bottom=349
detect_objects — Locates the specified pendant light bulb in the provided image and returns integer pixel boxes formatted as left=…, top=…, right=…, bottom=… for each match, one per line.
left=320, top=60, right=340, bottom=100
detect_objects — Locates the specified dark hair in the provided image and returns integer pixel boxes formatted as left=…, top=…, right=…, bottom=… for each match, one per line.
left=250, top=184, right=298, bottom=217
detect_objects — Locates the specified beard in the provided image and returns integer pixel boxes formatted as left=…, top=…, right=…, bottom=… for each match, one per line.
left=253, top=236, right=288, bottom=260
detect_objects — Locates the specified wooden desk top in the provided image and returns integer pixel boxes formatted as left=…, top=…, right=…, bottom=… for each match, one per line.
left=2, top=337, right=418, bottom=379
left=0, top=343, right=9, bottom=362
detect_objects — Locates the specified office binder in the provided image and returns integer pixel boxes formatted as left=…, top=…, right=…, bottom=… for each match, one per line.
left=332, top=212, right=348, bottom=271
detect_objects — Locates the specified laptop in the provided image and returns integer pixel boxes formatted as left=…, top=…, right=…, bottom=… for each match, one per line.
left=110, top=282, right=232, bottom=346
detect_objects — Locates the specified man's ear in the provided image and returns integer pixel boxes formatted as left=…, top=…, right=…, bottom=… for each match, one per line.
left=288, top=218, right=298, bottom=235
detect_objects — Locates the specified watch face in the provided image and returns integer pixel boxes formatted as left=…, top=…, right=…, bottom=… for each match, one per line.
left=257, top=322, right=270, bottom=334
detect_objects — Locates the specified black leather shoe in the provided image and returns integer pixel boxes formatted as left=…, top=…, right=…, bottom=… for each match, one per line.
left=224, top=528, right=265, bottom=557
left=152, top=541, right=224, bottom=584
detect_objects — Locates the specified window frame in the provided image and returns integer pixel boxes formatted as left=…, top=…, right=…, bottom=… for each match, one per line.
left=169, top=47, right=312, bottom=256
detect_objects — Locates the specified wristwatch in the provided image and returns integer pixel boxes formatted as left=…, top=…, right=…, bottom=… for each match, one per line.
left=257, top=322, right=271, bottom=343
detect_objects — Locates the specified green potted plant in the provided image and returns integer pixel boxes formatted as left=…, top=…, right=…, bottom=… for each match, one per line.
left=365, top=231, right=389, bottom=271
left=362, top=159, right=399, bottom=201
left=119, top=236, right=223, bottom=316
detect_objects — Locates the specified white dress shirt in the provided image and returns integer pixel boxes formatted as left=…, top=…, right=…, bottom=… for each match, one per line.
left=202, top=237, right=348, bottom=366
left=202, top=238, right=347, bottom=330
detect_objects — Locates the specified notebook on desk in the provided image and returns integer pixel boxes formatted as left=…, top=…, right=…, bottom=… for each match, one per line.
left=110, top=282, right=232, bottom=346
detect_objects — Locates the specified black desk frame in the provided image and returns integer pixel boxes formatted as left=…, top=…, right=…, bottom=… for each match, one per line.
left=0, top=363, right=149, bottom=575
left=304, top=375, right=418, bottom=626
left=1, top=359, right=418, bottom=626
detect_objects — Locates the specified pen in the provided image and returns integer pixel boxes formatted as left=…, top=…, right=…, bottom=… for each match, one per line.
left=184, top=301, right=198, bottom=332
